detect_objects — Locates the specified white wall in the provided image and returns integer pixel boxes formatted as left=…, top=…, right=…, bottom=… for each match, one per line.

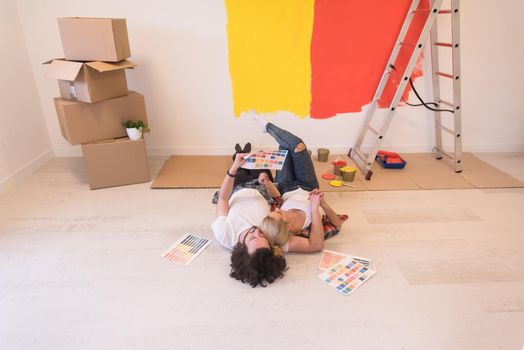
left=0, top=0, right=52, bottom=192
left=13, top=0, right=524, bottom=158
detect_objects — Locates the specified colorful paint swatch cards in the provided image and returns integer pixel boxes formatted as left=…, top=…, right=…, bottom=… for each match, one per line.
left=319, top=257, right=376, bottom=296
left=241, top=150, right=288, bottom=170
left=319, top=249, right=371, bottom=270
left=162, top=234, right=211, bottom=265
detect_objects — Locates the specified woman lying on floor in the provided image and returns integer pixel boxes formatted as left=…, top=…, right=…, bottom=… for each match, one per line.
left=211, top=119, right=347, bottom=288
left=254, top=118, right=347, bottom=254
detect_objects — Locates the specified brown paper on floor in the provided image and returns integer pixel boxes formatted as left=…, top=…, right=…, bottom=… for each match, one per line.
left=401, top=153, right=474, bottom=189
left=151, top=153, right=524, bottom=191
left=460, top=153, right=524, bottom=188
left=361, top=165, right=420, bottom=191
left=312, top=156, right=366, bottom=192
left=152, top=156, right=231, bottom=188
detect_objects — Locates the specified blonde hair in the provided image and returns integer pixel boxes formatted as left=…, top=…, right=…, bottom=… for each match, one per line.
left=261, top=216, right=290, bottom=247
left=271, top=245, right=284, bottom=257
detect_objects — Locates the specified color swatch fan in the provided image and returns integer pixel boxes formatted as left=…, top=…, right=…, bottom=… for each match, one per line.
left=319, top=250, right=371, bottom=270
left=319, top=257, right=376, bottom=296
left=241, top=150, right=288, bottom=170
left=162, top=234, right=211, bottom=265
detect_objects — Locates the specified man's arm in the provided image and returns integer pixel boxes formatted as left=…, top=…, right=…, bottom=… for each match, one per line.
left=258, top=172, right=281, bottom=199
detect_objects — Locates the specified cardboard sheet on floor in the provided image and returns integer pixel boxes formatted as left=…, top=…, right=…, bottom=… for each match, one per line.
left=402, top=153, right=474, bottom=189
left=151, top=153, right=524, bottom=191
left=460, top=153, right=524, bottom=188
left=359, top=162, right=420, bottom=191
left=312, top=156, right=366, bottom=192
left=152, top=156, right=231, bottom=188
left=313, top=155, right=422, bottom=191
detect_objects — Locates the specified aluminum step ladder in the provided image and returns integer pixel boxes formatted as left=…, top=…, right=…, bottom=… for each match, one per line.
left=349, top=0, right=462, bottom=180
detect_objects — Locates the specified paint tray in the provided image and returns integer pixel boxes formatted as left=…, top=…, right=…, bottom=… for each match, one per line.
left=375, top=152, right=407, bottom=169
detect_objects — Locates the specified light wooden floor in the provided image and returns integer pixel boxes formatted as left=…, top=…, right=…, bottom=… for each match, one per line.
left=1, top=153, right=523, bottom=350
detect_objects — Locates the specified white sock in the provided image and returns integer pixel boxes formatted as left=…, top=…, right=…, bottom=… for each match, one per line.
left=251, top=112, right=268, bottom=133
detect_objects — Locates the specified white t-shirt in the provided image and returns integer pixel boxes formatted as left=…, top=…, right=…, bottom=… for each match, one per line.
left=280, top=188, right=326, bottom=253
left=211, top=188, right=270, bottom=250
left=281, top=188, right=312, bottom=229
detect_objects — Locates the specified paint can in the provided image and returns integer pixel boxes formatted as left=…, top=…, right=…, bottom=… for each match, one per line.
left=331, top=160, right=347, bottom=176
left=317, top=148, right=329, bottom=162
left=340, top=166, right=356, bottom=182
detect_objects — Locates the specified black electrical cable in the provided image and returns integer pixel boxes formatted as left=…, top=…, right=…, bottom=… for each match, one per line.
left=408, top=78, right=455, bottom=113
left=401, top=98, right=439, bottom=107
left=388, top=64, right=455, bottom=114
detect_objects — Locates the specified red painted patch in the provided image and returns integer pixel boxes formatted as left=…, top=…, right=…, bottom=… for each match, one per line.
left=310, top=0, right=430, bottom=119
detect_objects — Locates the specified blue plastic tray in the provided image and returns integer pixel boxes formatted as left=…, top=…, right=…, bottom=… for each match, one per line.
left=375, top=154, right=407, bottom=169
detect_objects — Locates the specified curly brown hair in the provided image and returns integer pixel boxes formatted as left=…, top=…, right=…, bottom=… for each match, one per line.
left=229, top=244, right=287, bottom=287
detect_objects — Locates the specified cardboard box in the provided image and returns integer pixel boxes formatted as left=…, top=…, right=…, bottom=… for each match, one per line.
left=44, top=59, right=135, bottom=103
left=57, top=17, right=131, bottom=62
left=82, top=137, right=150, bottom=190
left=53, top=92, right=148, bottom=145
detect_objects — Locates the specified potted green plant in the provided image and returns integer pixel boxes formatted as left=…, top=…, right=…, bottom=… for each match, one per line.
left=122, top=120, right=149, bottom=141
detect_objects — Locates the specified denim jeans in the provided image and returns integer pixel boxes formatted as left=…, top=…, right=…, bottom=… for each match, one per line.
left=266, top=123, right=319, bottom=194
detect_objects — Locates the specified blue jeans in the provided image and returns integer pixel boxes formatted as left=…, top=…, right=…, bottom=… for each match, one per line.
left=266, top=123, right=319, bottom=194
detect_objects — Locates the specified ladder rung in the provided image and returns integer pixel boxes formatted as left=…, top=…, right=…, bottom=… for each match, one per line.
left=367, top=125, right=379, bottom=135
left=353, top=148, right=366, bottom=162
left=434, top=71, right=454, bottom=79
left=434, top=147, right=457, bottom=161
left=354, top=0, right=462, bottom=177
left=438, top=99, right=454, bottom=108
left=352, top=153, right=366, bottom=169
left=436, top=123, right=454, bottom=135
left=433, top=42, right=453, bottom=47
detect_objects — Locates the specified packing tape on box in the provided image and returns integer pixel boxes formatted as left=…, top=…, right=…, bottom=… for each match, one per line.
left=69, top=82, right=77, bottom=100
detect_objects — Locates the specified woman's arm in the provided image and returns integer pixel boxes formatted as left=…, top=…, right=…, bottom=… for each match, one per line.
left=216, top=153, right=247, bottom=217
left=320, top=196, right=343, bottom=229
left=286, top=191, right=324, bottom=253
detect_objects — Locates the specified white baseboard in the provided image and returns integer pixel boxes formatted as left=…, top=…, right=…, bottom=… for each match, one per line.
left=357, top=143, right=524, bottom=153
left=52, top=143, right=524, bottom=158
left=144, top=143, right=524, bottom=156
left=53, top=146, right=82, bottom=157
left=460, top=143, right=524, bottom=153
left=0, top=149, right=54, bottom=193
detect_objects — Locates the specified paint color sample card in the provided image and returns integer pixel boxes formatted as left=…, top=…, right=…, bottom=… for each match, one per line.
left=162, top=234, right=211, bottom=265
left=319, top=257, right=376, bottom=296
left=319, top=250, right=371, bottom=270
left=241, top=150, right=288, bottom=170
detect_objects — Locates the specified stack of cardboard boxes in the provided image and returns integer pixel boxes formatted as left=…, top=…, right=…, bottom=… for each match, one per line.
left=44, top=17, right=150, bottom=189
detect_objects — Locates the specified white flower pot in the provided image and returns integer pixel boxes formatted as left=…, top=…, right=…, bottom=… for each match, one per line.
left=126, top=127, right=143, bottom=141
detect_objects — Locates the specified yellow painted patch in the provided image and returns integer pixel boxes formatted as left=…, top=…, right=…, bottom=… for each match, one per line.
left=225, top=0, right=314, bottom=118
